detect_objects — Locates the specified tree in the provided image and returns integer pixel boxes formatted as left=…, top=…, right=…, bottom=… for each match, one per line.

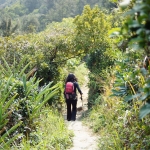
left=0, top=18, right=18, bottom=37
left=22, top=0, right=41, bottom=13
left=21, top=15, right=40, bottom=33
left=111, top=0, right=150, bottom=119
left=86, top=0, right=116, bottom=10
left=73, top=5, right=111, bottom=55
left=73, top=5, right=114, bottom=107
left=6, top=2, right=27, bottom=17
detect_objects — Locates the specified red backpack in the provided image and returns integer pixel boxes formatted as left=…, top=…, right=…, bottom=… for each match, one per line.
left=65, top=82, right=76, bottom=100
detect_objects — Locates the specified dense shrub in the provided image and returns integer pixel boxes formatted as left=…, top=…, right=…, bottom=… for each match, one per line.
left=0, top=58, right=60, bottom=148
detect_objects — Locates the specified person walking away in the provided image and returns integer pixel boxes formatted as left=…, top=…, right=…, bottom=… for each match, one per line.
left=64, top=73, right=83, bottom=121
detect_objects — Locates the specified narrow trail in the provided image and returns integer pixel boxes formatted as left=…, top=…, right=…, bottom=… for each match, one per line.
left=64, top=77, right=99, bottom=150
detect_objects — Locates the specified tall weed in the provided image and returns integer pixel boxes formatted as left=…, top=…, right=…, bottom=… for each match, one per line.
left=13, top=108, right=73, bottom=150
left=0, top=58, right=60, bottom=148
left=84, top=70, right=150, bottom=149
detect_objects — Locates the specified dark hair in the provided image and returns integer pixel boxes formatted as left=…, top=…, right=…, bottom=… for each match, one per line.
left=65, top=73, right=77, bottom=83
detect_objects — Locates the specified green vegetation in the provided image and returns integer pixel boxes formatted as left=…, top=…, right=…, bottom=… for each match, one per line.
left=83, top=0, right=150, bottom=149
left=64, top=59, right=89, bottom=85
left=0, top=0, right=115, bottom=33
left=0, top=58, right=61, bottom=149
left=85, top=70, right=150, bottom=149
left=13, top=108, right=73, bottom=150
left=1, top=0, right=150, bottom=149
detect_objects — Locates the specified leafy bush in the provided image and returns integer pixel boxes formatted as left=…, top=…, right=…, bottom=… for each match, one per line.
left=73, top=5, right=115, bottom=108
left=111, top=0, right=150, bottom=119
left=0, top=58, right=60, bottom=148
left=85, top=69, right=150, bottom=149
left=12, top=108, right=73, bottom=150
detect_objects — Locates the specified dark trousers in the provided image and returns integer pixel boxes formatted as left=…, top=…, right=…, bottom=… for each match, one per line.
left=66, top=100, right=77, bottom=121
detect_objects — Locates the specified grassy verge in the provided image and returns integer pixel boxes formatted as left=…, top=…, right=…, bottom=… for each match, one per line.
left=13, top=107, right=73, bottom=150
left=74, top=62, right=89, bottom=86
left=83, top=72, right=150, bottom=149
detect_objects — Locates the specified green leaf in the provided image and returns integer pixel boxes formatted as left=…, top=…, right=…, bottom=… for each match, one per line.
left=19, top=62, right=30, bottom=77
left=118, top=86, right=127, bottom=90
left=139, top=103, right=150, bottom=119
left=22, top=75, right=27, bottom=95
left=1, top=57, right=12, bottom=76
left=31, top=88, right=59, bottom=119
left=133, top=4, right=147, bottom=11
left=2, top=76, right=16, bottom=104
left=124, top=93, right=141, bottom=102
left=3, top=75, right=13, bottom=98
left=2, top=134, right=22, bottom=149
left=0, top=120, right=8, bottom=129
left=0, top=121, right=22, bottom=143
left=140, top=68, right=148, bottom=76
left=144, top=83, right=150, bottom=88
left=139, top=93, right=149, bottom=101
left=2, top=111, right=13, bottom=124
left=3, top=94, right=17, bottom=113
left=111, top=89, right=126, bottom=96
left=130, top=37, right=143, bottom=43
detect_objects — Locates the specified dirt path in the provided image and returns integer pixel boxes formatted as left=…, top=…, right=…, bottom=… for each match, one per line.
left=64, top=78, right=98, bottom=150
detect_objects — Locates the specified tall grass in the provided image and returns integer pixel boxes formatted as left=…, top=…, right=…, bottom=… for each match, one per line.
left=0, top=57, right=61, bottom=149
left=13, top=107, right=73, bottom=150
left=74, top=62, right=89, bottom=85
left=84, top=70, right=150, bottom=149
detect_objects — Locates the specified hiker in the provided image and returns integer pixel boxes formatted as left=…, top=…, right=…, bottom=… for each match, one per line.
left=64, top=73, right=83, bottom=121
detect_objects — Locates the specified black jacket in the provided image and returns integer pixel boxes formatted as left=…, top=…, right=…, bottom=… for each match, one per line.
left=72, top=82, right=82, bottom=95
